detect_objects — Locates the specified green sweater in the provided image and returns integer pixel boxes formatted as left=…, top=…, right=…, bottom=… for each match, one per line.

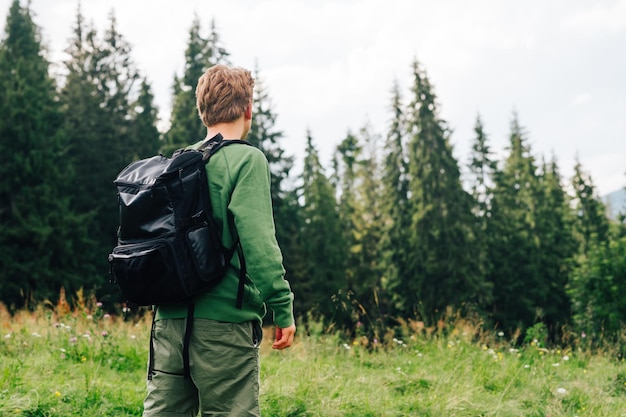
left=156, top=139, right=295, bottom=328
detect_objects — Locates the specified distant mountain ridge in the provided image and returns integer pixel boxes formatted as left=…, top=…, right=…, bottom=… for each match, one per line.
left=603, top=188, right=626, bottom=220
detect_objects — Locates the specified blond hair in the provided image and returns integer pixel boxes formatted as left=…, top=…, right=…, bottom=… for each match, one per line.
left=196, top=64, right=255, bottom=127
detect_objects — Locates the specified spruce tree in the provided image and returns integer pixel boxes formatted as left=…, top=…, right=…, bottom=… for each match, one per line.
left=399, top=60, right=482, bottom=321
left=60, top=7, right=143, bottom=293
left=487, top=114, right=543, bottom=332
left=0, top=0, right=94, bottom=308
left=567, top=160, right=615, bottom=337
left=163, top=16, right=230, bottom=156
left=299, top=131, right=346, bottom=323
left=466, top=114, right=496, bottom=313
left=570, top=159, right=610, bottom=254
left=129, top=77, right=160, bottom=160
left=535, top=157, right=576, bottom=334
left=379, top=81, right=410, bottom=321
left=338, top=124, right=386, bottom=335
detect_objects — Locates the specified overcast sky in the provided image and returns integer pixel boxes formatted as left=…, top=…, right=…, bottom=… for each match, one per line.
left=2, top=0, right=625, bottom=195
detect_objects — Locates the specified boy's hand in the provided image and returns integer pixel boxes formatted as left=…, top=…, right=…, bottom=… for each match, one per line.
left=272, top=324, right=296, bottom=349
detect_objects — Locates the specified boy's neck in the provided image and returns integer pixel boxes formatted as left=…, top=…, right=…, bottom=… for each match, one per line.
left=206, top=117, right=247, bottom=141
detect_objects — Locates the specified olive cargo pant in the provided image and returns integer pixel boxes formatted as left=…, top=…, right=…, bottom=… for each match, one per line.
left=142, top=318, right=262, bottom=417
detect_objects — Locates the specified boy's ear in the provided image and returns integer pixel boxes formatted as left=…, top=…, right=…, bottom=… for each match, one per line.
left=244, top=103, right=252, bottom=120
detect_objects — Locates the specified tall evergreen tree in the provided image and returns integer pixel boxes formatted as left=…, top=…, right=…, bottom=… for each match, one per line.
left=0, top=0, right=94, bottom=308
left=570, top=159, right=610, bottom=255
left=535, top=157, right=576, bottom=333
left=468, top=114, right=497, bottom=220
left=129, top=78, right=160, bottom=161
left=466, top=114, right=497, bottom=314
left=487, top=114, right=544, bottom=332
left=337, top=124, right=386, bottom=334
left=60, top=7, right=143, bottom=293
left=568, top=236, right=626, bottom=340
left=398, top=60, right=482, bottom=321
left=298, top=131, right=346, bottom=322
left=567, top=160, right=615, bottom=337
left=379, top=81, right=410, bottom=321
left=163, top=16, right=230, bottom=156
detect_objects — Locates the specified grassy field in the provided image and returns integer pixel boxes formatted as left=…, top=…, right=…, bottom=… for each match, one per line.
left=0, top=301, right=625, bottom=416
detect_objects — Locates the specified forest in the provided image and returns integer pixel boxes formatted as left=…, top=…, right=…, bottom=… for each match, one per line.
left=1, top=0, right=625, bottom=345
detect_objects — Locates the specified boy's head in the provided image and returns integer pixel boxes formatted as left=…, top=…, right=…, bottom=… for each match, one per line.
left=196, top=64, right=255, bottom=128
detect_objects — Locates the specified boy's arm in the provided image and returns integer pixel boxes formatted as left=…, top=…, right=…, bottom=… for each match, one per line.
left=228, top=149, right=295, bottom=329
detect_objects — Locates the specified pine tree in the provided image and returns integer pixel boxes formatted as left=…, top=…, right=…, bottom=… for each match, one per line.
left=338, top=124, right=386, bottom=335
left=570, top=159, right=610, bottom=254
left=0, top=0, right=94, bottom=307
left=466, top=114, right=497, bottom=313
left=60, top=7, right=143, bottom=291
left=129, top=77, right=160, bottom=160
left=567, top=160, right=615, bottom=337
left=535, top=156, right=576, bottom=334
left=468, top=114, right=497, bottom=220
left=487, top=114, right=543, bottom=332
left=399, top=60, right=482, bottom=322
left=163, top=16, right=230, bottom=156
left=299, top=131, right=346, bottom=322
left=568, top=236, right=626, bottom=340
left=379, top=81, right=410, bottom=321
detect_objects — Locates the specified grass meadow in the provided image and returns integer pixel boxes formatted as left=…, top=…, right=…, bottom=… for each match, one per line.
left=1, top=297, right=625, bottom=416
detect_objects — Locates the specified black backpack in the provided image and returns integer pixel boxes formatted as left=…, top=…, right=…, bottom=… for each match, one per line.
left=108, top=134, right=251, bottom=308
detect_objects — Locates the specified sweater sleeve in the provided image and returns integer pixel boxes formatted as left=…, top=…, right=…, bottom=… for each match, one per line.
left=227, top=149, right=294, bottom=328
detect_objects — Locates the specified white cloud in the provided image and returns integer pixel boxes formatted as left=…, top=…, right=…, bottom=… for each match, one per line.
left=571, top=93, right=592, bottom=106
left=562, top=0, right=626, bottom=36
left=1, top=0, right=625, bottom=195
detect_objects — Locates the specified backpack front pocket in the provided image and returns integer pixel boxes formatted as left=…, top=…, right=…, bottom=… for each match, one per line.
left=109, top=239, right=187, bottom=305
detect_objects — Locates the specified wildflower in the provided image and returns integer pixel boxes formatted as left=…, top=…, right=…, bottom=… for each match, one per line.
left=524, top=364, right=530, bottom=369
left=562, top=355, right=570, bottom=361
left=31, top=332, right=41, bottom=338
left=81, top=356, right=87, bottom=362
left=96, top=302, right=103, bottom=308
left=53, top=322, right=60, bottom=328
left=581, top=332, right=586, bottom=338
left=69, top=337, right=77, bottom=344
left=552, top=363, right=560, bottom=367
left=509, top=348, right=519, bottom=354
left=372, top=338, right=378, bottom=344
left=497, top=331, right=504, bottom=337
left=342, top=343, right=351, bottom=350
left=103, top=314, right=111, bottom=319
left=4, top=333, right=11, bottom=339
left=556, top=387, right=567, bottom=395
left=131, top=335, right=136, bottom=339
left=101, top=331, right=108, bottom=337
left=86, top=315, right=93, bottom=320
left=54, top=391, right=61, bottom=397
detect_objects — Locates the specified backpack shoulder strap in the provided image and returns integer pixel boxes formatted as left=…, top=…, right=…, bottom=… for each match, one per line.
left=200, top=134, right=254, bottom=162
